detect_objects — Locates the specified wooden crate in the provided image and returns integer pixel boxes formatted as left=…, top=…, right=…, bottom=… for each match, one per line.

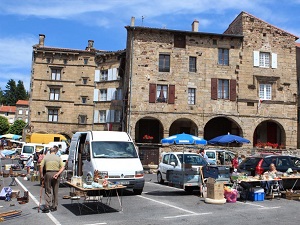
left=284, top=191, right=300, bottom=200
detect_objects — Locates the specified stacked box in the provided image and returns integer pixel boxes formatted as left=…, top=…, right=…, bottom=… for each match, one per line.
left=206, top=178, right=224, bottom=199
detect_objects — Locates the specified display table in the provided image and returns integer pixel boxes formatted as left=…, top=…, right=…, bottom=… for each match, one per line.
left=65, top=181, right=126, bottom=214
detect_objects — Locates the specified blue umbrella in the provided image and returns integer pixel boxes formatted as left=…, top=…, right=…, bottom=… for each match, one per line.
left=161, top=133, right=207, bottom=145
left=208, top=133, right=250, bottom=145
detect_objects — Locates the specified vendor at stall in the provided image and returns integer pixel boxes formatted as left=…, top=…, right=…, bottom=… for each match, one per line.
left=261, top=163, right=283, bottom=196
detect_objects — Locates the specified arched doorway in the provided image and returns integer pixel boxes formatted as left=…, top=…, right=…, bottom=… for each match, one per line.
left=253, top=120, right=285, bottom=148
left=168, top=118, right=198, bottom=136
left=135, top=117, right=163, bottom=144
left=204, top=117, right=244, bottom=146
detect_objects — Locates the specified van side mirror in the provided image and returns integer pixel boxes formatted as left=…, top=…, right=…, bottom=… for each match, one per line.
left=170, top=162, right=176, bottom=167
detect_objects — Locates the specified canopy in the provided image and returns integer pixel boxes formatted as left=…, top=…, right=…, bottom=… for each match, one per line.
left=161, top=133, right=207, bottom=145
left=1, top=149, right=17, bottom=156
left=0, top=134, right=22, bottom=140
left=208, top=133, right=250, bottom=145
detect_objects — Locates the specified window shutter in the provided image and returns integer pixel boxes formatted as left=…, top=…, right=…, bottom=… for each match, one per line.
left=93, top=110, right=99, bottom=123
left=94, top=70, right=100, bottom=82
left=168, top=85, right=175, bottom=104
left=149, top=84, right=156, bottom=103
left=110, top=110, right=115, bottom=122
left=93, top=89, right=99, bottom=102
left=108, top=69, right=113, bottom=81
left=253, top=51, right=259, bottom=67
left=107, top=88, right=116, bottom=101
left=271, top=53, right=277, bottom=68
left=229, top=79, right=237, bottom=101
left=112, top=68, right=117, bottom=80
left=211, top=78, right=218, bottom=100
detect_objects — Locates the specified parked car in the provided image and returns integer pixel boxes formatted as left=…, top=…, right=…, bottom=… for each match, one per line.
left=237, top=155, right=300, bottom=176
left=157, top=152, right=231, bottom=192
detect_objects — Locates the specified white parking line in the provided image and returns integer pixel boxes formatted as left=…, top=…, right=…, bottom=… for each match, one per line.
left=16, top=178, right=62, bottom=225
left=236, top=201, right=281, bottom=209
left=146, top=181, right=194, bottom=191
left=164, top=212, right=212, bottom=219
left=83, top=223, right=107, bottom=225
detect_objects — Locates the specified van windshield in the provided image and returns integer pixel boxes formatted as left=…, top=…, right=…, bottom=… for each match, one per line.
left=23, top=146, right=34, bottom=154
left=92, top=141, right=138, bottom=158
left=177, top=154, right=208, bottom=166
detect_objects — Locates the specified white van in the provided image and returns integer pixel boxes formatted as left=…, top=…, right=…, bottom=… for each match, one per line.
left=20, top=143, right=44, bottom=165
left=67, top=131, right=145, bottom=195
left=205, top=149, right=236, bottom=165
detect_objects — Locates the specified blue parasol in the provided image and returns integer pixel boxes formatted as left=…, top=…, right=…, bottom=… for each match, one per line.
left=161, top=133, right=207, bottom=145
left=208, top=133, right=250, bottom=145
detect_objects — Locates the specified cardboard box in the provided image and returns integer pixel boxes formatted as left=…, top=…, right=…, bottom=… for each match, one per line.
left=206, top=177, right=224, bottom=199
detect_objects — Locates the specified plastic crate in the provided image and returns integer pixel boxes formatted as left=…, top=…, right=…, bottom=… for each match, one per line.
left=248, top=192, right=265, bottom=201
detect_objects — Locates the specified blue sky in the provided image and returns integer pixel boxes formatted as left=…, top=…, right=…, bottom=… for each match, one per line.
left=1, top=0, right=300, bottom=92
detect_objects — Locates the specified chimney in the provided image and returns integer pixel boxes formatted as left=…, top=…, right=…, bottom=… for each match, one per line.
left=130, top=17, right=135, bottom=27
left=192, top=20, right=199, bottom=32
left=39, top=34, right=45, bottom=46
left=88, top=40, right=94, bottom=48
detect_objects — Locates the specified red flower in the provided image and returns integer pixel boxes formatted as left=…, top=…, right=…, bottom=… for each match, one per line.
left=143, top=135, right=153, bottom=140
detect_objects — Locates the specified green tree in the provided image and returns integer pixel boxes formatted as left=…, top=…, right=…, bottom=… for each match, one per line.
left=0, top=88, right=4, bottom=105
left=0, top=116, right=10, bottom=134
left=8, top=119, right=26, bottom=135
left=16, top=80, right=29, bottom=100
left=4, top=79, right=17, bottom=105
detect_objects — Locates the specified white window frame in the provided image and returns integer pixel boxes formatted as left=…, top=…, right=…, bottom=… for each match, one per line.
left=100, top=70, right=108, bottom=81
left=49, top=88, right=60, bottom=100
left=51, top=68, right=61, bottom=80
left=99, top=110, right=106, bottom=123
left=217, top=79, right=229, bottom=99
left=188, top=88, right=196, bottom=105
left=259, top=84, right=272, bottom=100
left=156, top=85, right=168, bottom=102
left=100, top=89, right=107, bottom=101
left=18, top=109, right=23, bottom=115
left=259, top=52, right=270, bottom=68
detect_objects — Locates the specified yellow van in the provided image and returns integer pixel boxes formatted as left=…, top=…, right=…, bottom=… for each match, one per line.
left=26, top=133, right=67, bottom=144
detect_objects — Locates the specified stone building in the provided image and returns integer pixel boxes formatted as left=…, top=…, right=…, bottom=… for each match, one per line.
left=124, top=11, right=298, bottom=163
left=15, top=100, right=29, bottom=123
left=28, top=34, right=124, bottom=139
left=0, top=105, right=16, bottom=124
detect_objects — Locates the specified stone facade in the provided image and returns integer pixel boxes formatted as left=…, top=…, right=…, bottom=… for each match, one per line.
left=124, top=12, right=299, bottom=149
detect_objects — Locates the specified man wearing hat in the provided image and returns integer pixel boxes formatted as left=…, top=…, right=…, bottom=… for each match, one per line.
left=40, top=147, right=65, bottom=213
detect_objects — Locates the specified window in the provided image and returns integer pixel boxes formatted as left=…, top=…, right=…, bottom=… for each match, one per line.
left=149, top=84, right=175, bottom=104
left=189, top=56, right=197, bottom=72
left=115, top=110, right=121, bottom=122
left=100, top=89, right=107, bottom=101
left=84, top=58, right=89, bottom=65
left=81, top=97, right=87, bottom=104
left=51, top=68, right=61, bottom=80
left=25, top=110, right=28, bottom=115
left=99, top=110, right=106, bottom=123
left=46, top=58, right=51, bottom=63
left=259, top=84, right=272, bottom=100
left=259, top=52, right=270, bottom=68
left=188, top=88, right=196, bottom=104
left=78, top=115, right=87, bottom=124
left=63, top=59, right=68, bottom=65
left=82, top=78, right=88, bottom=84
left=48, top=109, right=58, bottom=122
left=159, top=54, right=170, bottom=72
left=100, top=70, right=108, bottom=81
left=163, top=154, right=170, bottom=164
left=49, top=88, right=60, bottom=100
left=18, top=109, right=23, bottom=115
left=156, top=85, right=168, bottom=102
left=218, top=79, right=229, bottom=99
left=218, top=48, right=229, bottom=66
left=25, top=118, right=28, bottom=123
left=116, top=88, right=123, bottom=100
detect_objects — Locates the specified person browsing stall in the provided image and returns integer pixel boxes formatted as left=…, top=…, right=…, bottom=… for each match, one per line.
left=40, top=147, right=65, bottom=213
left=199, top=149, right=209, bottom=162
left=265, top=163, right=278, bottom=175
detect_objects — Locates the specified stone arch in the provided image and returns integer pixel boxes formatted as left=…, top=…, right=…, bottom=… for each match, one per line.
left=134, top=116, right=164, bottom=143
left=168, top=118, right=199, bottom=136
left=253, top=119, right=286, bottom=148
left=204, top=116, right=244, bottom=145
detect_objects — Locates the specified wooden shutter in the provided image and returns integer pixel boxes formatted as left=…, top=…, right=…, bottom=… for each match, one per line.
left=168, top=85, right=175, bottom=104
left=108, top=69, right=113, bottom=81
left=94, top=70, right=100, bottom=82
left=93, top=110, right=99, bottom=123
left=253, top=51, right=259, bottom=67
left=271, top=53, right=277, bottom=68
left=112, top=68, right=117, bottom=80
left=149, top=84, right=156, bottom=103
left=93, top=89, right=99, bottom=102
left=211, top=78, right=218, bottom=100
left=229, top=79, right=237, bottom=101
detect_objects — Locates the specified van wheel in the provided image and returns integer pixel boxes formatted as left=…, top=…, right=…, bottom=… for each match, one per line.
left=133, top=189, right=143, bottom=195
left=157, top=172, right=164, bottom=184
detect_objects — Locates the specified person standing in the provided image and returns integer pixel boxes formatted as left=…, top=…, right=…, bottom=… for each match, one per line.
left=231, top=154, right=239, bottom=169
left=40, top=147, right=65, bottom=213
left=199, top=149, right=209, bottom=162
